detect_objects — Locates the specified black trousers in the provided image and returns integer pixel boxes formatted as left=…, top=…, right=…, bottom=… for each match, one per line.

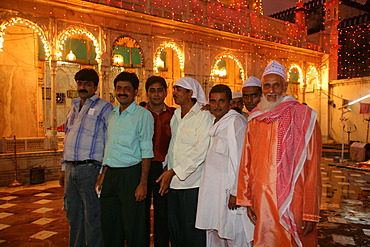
left=168, top=188, right=206, bottom=247
left=145, top=161, right=169, bottom=247
left=100, top=164, right=146, bottom=247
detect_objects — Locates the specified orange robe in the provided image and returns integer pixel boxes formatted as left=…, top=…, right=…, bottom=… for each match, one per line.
left=237, top=119, right=322, bottom=247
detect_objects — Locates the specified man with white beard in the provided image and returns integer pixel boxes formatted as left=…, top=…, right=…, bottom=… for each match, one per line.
left=196, top=84, right=254, bottom=247
left=237, top=61, right=322, bottom=247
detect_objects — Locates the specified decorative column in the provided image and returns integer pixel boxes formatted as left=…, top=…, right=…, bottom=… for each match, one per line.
left=323, top=0, right=341, bottom=82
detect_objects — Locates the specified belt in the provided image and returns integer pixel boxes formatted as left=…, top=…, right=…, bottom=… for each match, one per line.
left=66, top=160, right=102, bottom=166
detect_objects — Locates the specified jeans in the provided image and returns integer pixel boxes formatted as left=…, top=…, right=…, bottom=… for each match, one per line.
left=64, top=162, right=103, bottom=247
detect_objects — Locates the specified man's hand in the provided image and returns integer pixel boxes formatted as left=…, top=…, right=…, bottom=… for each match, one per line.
left=156, top=169, right=175, bottom=196
left=302, top=221, right=316, bottom=236
left=135, top=183, right=147, bottom=202
left=247, top=206, right=257, bottom=224
left=94, top=173, right=104, bottom=197
left=201, top=104, right=210, bottom=111
left=59, top=171, right=65, bottom=187
left=228, top=195, right=237, bottom=210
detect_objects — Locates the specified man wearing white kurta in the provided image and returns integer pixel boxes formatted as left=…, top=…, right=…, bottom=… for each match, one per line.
left=196, top=84, right=254, bottom=247
left=157, top=77, right=213, bottom=247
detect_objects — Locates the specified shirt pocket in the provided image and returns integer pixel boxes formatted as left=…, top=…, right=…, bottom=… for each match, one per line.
left=82, top=114, right=98, bottom=132
left=214, top=138, right=227, bottom=155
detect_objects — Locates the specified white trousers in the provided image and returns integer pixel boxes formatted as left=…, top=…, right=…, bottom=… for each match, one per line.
left=206, top=215, right=253, bottom=247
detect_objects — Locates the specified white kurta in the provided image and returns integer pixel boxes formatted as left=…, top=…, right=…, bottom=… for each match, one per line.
left=196, top=110, right=254, bottom=241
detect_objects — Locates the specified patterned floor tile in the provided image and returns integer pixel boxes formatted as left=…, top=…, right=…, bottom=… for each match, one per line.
left=328, top=217, right=347, bottom=224
left=0, top=196, right=18, bottom=201
left=30, top=230, right=57, bottom=240
left=354, top=180, right=367, bottom=183
left=32, top=217, right=55, bottom=225
left=34, top=192, right=52, bottom=197
left=342, top=199, right=363, bottom=205
left=332, top=170, right=343, bottom=173
left=32, top=207, right=53, bottom=213
left=0, top=224, right=10, bottom=230
left=0, top=203, right=16, bottom=209
left=0, top=212, right=14, bottom=219
left=337, top=182, right=350, bottom=185
left=33, top=199, right=52, bottom=204
left=332, top=234, right=356, bottom=245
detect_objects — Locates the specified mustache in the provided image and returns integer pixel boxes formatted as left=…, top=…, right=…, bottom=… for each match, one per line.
left=78, top=89, right=88, bottom=93
left=117, top=94, right=128, bottom=97
left=266, top=94, right=278, bottom=97
left=213, top=108, right=223, bottom=111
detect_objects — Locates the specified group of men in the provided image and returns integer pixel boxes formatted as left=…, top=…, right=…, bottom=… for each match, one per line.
left=60, top=60, right=322, bottom=247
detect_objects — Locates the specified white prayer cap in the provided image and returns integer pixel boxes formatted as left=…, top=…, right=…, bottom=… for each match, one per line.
left=242, top=76, right=261, bottom=88
left=232, top=91, right=242, bottom=99
left=262, top=61, right=287, bottom=82
left=174, top=77, right=207, bottom=105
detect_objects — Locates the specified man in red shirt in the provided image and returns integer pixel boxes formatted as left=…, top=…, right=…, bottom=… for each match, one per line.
left=145, top=76, right=175, bottom=247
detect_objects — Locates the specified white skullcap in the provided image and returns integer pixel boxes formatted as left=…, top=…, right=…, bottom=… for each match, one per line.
left=242, top=76, right=261, bottom=88
left=174, top=77, right=207, bottom=105
left=232, top=91, right=242, bottom=99
left=262, top=61, right=287, bottom=82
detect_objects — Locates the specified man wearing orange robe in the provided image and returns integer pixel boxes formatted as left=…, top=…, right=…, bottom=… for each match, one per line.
left=237, top=61, right=322, bottom=247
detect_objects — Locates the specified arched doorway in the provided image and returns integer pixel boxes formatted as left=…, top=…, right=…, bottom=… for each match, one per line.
left=154, top=42, right=184, bottom=106
left=210, top=54, right=245, bottom=93
left=0, top=17, right=51, bottom=137
left=110, top=36, right=145, bottom=105
left=55, top=28, right=101, bottom=132
left=287, top=64, right=303, bottom=101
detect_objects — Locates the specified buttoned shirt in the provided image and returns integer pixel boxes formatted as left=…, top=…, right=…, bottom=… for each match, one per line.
left=62, top=94, right=113, bottom=170
left=146, top=103, right=175, bottom=162
left=103, top=102, right=154, bottom=168
left=167, top=103, right=213, bottom=189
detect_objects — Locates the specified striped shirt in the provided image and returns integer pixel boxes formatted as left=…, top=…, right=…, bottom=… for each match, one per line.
left=61, top=94, right=113, bottom=170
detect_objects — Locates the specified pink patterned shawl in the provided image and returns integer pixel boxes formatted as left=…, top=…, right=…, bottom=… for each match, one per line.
left=248, top=95, right=317, bottom=246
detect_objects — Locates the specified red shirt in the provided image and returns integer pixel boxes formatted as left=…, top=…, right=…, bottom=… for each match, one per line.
left=146, top=103, right=175, bottom=162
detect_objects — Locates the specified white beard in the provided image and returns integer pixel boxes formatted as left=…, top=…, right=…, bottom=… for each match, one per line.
left=258, top=94, right=284, bottom=112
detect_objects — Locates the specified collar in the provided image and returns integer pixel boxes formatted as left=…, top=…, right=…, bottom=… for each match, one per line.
left=147, top=102, right=168, bottom=112
left=112, top=101, right=137, bottom=115
left=72, top=94, right=99, bottom=105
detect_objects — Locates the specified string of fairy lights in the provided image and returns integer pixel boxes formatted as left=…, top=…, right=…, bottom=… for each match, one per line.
left=1, top=0, right=366, bottom=86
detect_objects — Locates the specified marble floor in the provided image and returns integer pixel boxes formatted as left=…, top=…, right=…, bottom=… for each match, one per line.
left=0, top=160, right=369, bottom=246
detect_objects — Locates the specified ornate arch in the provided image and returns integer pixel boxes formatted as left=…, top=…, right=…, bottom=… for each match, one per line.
left=0, top=17, right=51, bottom=59
left=57, top=27, right=101, bottom=62
left=210, top=53, right=245, bottom=81
left=154, top=41, right=184, bottom=73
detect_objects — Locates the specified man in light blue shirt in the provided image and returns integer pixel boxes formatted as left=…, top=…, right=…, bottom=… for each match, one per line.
left=60, top=68, right=113, bottom=247
left=96, top=72, right=154, bottom=247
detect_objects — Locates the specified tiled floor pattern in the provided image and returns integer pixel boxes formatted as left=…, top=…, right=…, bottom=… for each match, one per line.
left=0, top=162, right=369, bottom=246
left=318, top=160, right=370, bottom=246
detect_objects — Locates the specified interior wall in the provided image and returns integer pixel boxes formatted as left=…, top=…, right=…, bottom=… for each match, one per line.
left=0, top=25, right=41, bottom=138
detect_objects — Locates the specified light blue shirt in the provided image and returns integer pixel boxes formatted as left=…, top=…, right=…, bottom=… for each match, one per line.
left=103, top=102, right=154, bottom=167
left=62, top=94, right=113, bottom=170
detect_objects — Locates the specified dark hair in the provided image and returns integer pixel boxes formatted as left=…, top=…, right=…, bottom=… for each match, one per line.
left=114, top=72, right=139, bottom=90
left=145, top=76, right=167, bottom=92
left=139, top=101, right=147, bottom=107
left=74, top=69, right=99, bottom=86
left=209, top=84, right=232, bottom=100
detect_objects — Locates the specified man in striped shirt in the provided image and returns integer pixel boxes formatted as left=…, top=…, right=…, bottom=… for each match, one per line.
left=59, top=69, right=113, bottom=247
